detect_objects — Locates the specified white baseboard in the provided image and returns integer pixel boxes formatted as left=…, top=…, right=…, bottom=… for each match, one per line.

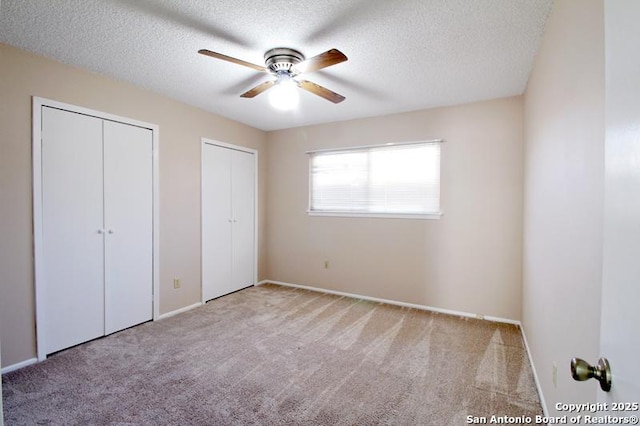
left=258, top=280, right=520, bottom=325
left=157, top=302, right=202, bottom=320
left=520, top=325, right=548, bottom=416
left=1, top=357, right=38, bottom=375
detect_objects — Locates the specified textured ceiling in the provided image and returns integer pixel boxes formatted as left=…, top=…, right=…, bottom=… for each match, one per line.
left=0, top=0, right=552, bottom=131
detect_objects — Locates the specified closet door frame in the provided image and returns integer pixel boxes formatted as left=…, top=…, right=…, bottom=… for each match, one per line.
left=32, top=97, right=160, bottom=361
left=200, top=138, right=258, bottom=304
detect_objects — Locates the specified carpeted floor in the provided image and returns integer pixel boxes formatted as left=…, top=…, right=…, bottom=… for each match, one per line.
left=2, top=284, right=542, bottom=425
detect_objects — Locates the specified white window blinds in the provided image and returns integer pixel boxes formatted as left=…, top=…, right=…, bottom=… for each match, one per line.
left=309, top=141, right=441, bottom=218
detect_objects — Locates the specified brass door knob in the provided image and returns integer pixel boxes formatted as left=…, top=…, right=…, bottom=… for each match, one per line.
left=571, top=357, right=612, bottom=392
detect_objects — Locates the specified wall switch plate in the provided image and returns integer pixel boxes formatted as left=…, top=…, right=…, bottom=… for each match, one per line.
left=552, top=362, right=558, bottom=387
left=173, top=278, right=181, bottom=289
left=324, top=260, right=329, bottom=269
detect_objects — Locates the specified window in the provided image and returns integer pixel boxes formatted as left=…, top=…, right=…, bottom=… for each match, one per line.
left=308, top=141, right=442, bottom=219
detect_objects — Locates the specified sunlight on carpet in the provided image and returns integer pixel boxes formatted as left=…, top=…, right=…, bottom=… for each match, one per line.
left=2, top=284, right=542, bottom=424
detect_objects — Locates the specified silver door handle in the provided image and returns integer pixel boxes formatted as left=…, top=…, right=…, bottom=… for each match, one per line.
left=97, top=229, right=105, bottom=234
left=108, top=229, right=114, bottom=234
left=571, top=357, right=612, bottom=391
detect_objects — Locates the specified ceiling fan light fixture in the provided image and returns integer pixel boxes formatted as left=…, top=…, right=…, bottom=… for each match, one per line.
left=268, top=73, right=299, bottom=111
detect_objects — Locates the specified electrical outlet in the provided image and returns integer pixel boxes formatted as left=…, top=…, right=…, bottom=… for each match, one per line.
left=173, top=278, right=181, bottom=289
left=324, top=260, right=329, bottom=269
left=475, top=313, right=484, bottom=320
left=552, top=362, right=558, bottom=387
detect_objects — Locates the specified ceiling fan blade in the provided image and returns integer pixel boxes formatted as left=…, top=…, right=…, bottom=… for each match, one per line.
left=293, top=49, right=348, bottom=74
left=198, top=49, right=267, bottom=72
left=240, top=80, right=276, bottom=98
left=297, top=80, right=345, bottom=104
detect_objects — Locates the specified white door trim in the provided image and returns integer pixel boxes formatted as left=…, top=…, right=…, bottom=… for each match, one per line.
left=200, top=138, right=258, bottom=304
left=32, top=97, right=160, bottom=361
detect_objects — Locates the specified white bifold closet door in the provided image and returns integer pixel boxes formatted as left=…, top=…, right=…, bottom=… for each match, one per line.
left=42, top=108, right=104, bottom=354
left=103, top=121, right=153, bottom=335
left=202, top=143, right=255, bottom=302
left=41, top=107, right=152, bottom=355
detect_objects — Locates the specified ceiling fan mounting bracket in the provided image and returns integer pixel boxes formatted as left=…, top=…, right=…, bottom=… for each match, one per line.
left=264, top=48, right=305, bottom=74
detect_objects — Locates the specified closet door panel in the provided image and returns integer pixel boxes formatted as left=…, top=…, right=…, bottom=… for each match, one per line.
left=202, top=144, right=233, bottom=301
left=231, top=150, right=255, bottom=290
left=41, top=107, right=105, bottom=354
left=103, top=121, right=153, bottom=334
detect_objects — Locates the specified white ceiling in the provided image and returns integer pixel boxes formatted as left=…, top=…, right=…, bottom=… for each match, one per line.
left=0, top=0, right=552, bottom=131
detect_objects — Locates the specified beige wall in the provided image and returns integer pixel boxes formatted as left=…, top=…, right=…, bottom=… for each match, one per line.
left=522, top=0, right=604, bottom=414
left=0, top=43, right=268, bottom=367
left=266, top=97, right=524, bottom=320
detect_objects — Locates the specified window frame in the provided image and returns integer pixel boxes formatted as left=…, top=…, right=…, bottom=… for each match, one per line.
left=306, top=140, right=443, bottom=220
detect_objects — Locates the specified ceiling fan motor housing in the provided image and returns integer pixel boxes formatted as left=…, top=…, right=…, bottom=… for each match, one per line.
left=264, top=48, right=305, bottom=74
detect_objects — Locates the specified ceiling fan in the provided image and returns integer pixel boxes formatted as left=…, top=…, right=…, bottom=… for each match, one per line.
left=198, top=47, right=348, bottom=106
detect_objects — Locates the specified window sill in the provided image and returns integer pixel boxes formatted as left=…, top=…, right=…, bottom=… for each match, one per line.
left=307, top=211, right=443, bottom=220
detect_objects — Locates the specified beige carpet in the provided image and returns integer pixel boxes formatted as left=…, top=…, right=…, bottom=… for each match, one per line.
left=2, top=284, right=542, bottom=425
